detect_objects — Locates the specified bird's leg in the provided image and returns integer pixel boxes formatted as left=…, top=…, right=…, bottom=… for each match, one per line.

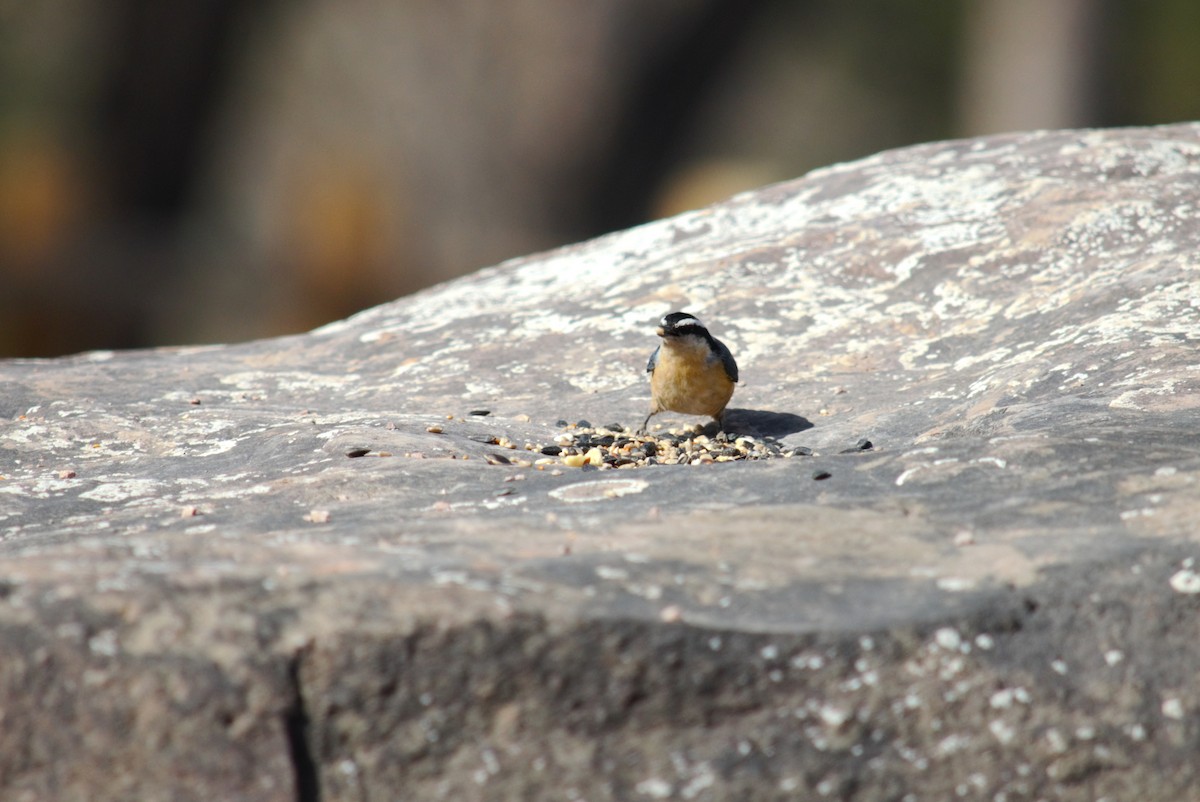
left=638, top=411, right=654, bottom=435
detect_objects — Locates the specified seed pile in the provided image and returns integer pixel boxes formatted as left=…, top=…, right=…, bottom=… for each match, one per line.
left=412, top=416, right=847, bottom=471
left=532, top=421, right=808, bottom=470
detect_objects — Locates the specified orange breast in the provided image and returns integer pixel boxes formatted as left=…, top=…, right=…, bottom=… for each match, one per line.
left=650, top=344, right=735, bottom=418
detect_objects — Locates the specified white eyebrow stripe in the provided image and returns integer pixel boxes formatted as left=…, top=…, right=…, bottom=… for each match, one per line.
left=671, top=316, right=703, bottom=328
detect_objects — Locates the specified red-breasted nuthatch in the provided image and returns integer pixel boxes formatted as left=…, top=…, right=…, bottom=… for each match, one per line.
left=641, top=311, right=739, bottom=432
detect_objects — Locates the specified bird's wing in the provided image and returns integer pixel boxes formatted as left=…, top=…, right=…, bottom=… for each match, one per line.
left=646, top=345, right=661, bottom=374
left=714, top=338, right=739, bottom=382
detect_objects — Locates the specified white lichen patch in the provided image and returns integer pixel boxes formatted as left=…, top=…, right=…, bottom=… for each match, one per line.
left=79, top=478, right=163, bottom=503
left=952, top=347, right=1013, bottom=373
left=1169, top=568, right=1200, bottom=594
left=0, top=474, right=80, bottom=498
left=390, top=352, right=471, bottom=380
left=1161, top=697, right=1186, bottom=720
left=168, top=439, right=241, bottom=458
left=219, top=370, right=363, bottom=394
left=463, top=380, right=505, bottom=399
left=187, top=483, right=272, bottom=501
left=929, top=282, right=1001, bottom=332
left=1109, top=373, right=1200, bottom=412
left=563, top=369, right=635, bottom=395
left=549, top=479, right=649, bottom=503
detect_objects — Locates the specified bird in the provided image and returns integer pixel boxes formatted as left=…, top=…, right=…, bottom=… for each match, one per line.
left=641, top=311, right=739, bottom=433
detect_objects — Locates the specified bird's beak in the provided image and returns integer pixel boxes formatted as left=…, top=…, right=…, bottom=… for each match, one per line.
left=655, top=326, right=666, bottom=337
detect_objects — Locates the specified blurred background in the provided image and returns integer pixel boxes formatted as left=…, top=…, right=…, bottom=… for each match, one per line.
left=1, top=0, right=1198, bottom=357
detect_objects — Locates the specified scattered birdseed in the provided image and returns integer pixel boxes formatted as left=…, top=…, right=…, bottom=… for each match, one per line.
left=421, top=421, right=863, bottom=471
left=530, top=423, right=813, bottom=470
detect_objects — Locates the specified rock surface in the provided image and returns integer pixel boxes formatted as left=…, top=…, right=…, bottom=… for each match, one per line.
left=4, top=124, right=1200, bottom=801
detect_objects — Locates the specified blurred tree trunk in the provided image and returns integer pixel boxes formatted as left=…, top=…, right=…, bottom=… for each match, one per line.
left=959, top=0, right=1106, bottom=135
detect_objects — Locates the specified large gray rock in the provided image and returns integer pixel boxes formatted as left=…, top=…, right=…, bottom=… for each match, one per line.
left=3, top=124, right=1200, bottom=801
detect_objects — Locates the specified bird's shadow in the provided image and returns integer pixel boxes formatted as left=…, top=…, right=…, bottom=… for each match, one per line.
left=721, top=408, right=813, bottom=438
